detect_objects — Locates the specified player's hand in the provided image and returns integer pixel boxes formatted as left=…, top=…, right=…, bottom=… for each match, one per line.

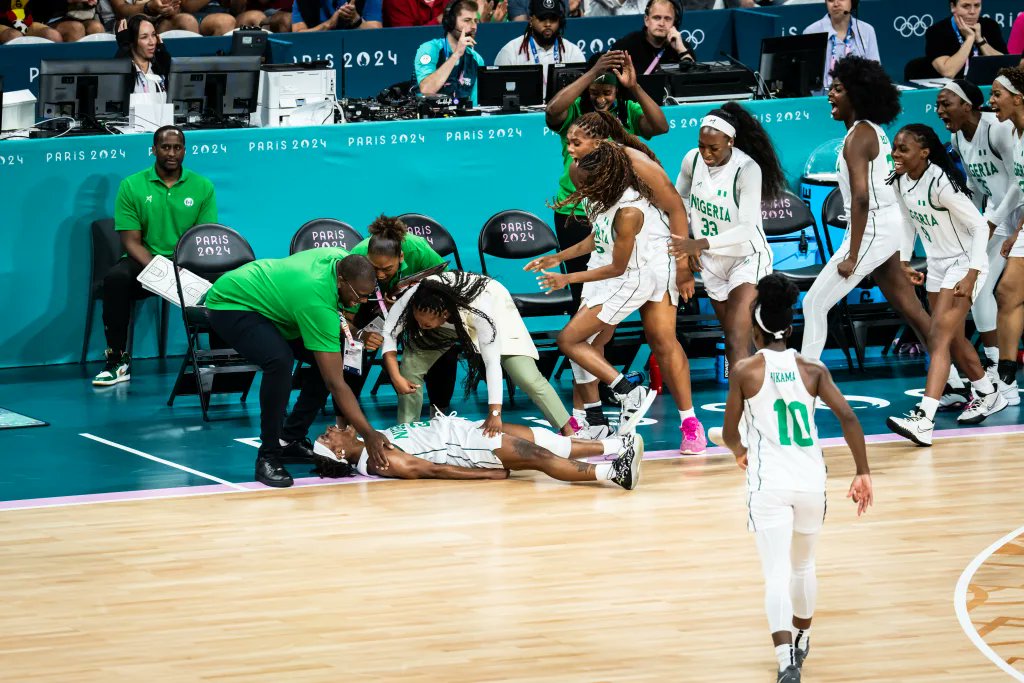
left=613, top=51, right=638, bottom=90
left=735, top=450, right=748, bottom=470
left=481, top=413, right=502, bottom=437
left=454, top=31, right=475, bottom=59
left=536, top=270, right=570, bottom=293
left=953, top=272, right=977, bottom=298
left=901, top=262, right=925, bottom=286
left=361, top=331, right=384, bottom=351
left=847, top=473, right=873, bottom=516
left=365, top=431, right=393, bottom=470
left=687, top=254, right=702, bottom=273
left=1001, top=233, right=1018, bottom=258
left=524, top=254, right=561, bottom=272
left=668, top=235, right=703, bottom=258
left=676, top=269, right=696, bottom=303
left=391, top=376, right=421, bottom=395
left=591, top=50, right=625, bottom=77
left=837, top=256, right=857, bottom=279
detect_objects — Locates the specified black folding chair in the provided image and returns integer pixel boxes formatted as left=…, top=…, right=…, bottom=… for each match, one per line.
left=166, top=224, right=259, bottom=421
left=290, top=219, right=364, bottom=254
left=397, top=213, right=464, bottom=270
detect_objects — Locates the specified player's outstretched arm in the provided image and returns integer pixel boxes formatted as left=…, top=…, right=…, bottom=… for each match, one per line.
left=370, top=451, right=508, bottom=481
left=722, top=361, right=750, bottom=468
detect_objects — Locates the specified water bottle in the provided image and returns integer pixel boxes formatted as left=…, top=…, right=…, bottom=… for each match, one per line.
left=648, top=356, right=663, bottom=394
left=715, top=340, right=729, bottom=385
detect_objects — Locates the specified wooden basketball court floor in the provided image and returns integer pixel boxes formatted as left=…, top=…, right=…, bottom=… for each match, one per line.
left=1, top=357, right=1022, bottom=681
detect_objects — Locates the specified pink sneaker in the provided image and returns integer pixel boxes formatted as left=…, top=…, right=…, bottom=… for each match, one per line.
left=679, top=417, right=707, bottom=455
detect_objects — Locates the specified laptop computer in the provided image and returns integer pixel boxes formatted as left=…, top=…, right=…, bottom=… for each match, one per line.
left=966, top=54, right=1022, bottom=87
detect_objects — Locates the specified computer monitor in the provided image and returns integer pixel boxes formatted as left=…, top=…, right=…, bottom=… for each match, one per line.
left=477, top=65, right=544, bottom=110
left=759, top=33, right=828, bottom=98
left=546, top=62, right=587, bottom=102
left=966, top=55, right=1022, bottom=87
left=37, top=59, right=133, bottom=121
left=167, top=56, right=261, bottom=124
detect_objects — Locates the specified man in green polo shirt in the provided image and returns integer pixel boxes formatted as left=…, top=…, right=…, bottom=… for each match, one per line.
left=93, top=125, right=218, bottom=387
left=205, top=249, right=394, bottom=488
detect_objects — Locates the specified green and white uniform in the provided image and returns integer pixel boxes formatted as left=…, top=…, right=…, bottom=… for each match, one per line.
left=354, top=415, right=504, bottom=475
left=1012, top=127, right=1024, bottom=258
left=676, top=147, right=773, bottom=301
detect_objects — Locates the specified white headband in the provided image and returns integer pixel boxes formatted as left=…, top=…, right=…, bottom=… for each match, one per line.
left=995, top=75, right=1022, bottom=97
left=754, top=305, right=786, bottom=341
left=701, top=114, right=736, bottom=139
left=943, top=82, right=972, bottom=105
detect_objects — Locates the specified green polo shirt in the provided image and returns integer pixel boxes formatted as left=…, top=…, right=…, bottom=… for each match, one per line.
left=343, top=233, right=445, bottom=314
left=205, top=248, right=349, bottom=353
left=554, top=98, right=645, bottom=216
left=114, top=166, right=218, bottom=257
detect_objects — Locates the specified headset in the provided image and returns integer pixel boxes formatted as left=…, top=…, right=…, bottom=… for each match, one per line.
left=643, top=0, right=682, bottom=30
left=442, top=0, right=468, bottom=34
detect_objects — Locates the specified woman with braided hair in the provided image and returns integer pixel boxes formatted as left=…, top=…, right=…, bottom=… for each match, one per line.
left=989, top=66, right=1024, bottom=404
left=381, top=271, right=574, bottom=438
left=885, top=124, right=1005, bottom=446
left=528, top=141, right=662, bottom=435
left=538, top=108, right=706, bottom=452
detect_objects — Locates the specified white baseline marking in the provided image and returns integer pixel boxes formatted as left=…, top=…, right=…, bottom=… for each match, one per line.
left=80, top=433, right=247, bottom=491
left=954, top=524, right=1024, bottom=682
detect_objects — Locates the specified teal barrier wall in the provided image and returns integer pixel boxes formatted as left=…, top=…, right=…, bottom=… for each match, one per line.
left=0, top=88, right=946, bottom=368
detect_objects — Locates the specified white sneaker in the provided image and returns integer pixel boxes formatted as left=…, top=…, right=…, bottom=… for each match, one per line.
left=575, top=417, right=612, bottom=440
left=609, top=433, right=644, bottom=490
left=938, top=384, right=971, bottom=410
left=92, top=350, right=131, bottom=387
left=999, top=379, right=1021, bottom=407
left=958, top=389, right=1009, bottom=424
left=886, top=407, right=934, bottom=446
left=614, top=384, right=657, bottom=435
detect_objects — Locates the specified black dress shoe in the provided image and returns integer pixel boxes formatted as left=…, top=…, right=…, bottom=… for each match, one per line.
left=279, top=438, right=316, bottom=464
left=255, top=455, right=293, bottom=488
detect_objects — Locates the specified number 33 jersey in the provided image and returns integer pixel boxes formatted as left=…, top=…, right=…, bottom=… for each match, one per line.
left=743, top=348, right=826, bottom=494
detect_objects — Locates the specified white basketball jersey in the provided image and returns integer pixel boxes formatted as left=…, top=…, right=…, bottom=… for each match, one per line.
left=688, top=147, right=769, bottom=258
left=382, top=420, right=449, bottom=464
left=837, top=120, right=898, bottom=214
left=742, top=349, right=826, bottom=493
left=897, top=163, right=986, bottom=267
left=586, top=187, right=657, bottom=272
left=1014, top=128, right=1024, bottom=194
left=952, top=114, right=1016, bottom=234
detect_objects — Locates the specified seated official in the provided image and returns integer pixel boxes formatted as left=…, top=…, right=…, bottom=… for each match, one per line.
left=291, top=0, right=382, bottom=31
left=115, top=16, right=169, bottom=93
left=341, top=215, right=460, bottom=412
left=925, top=0, right=1007, bottom=79
left=493, top=0, right=585, bottom=92
left=93, top=125, right=216, bottom=388
left=413, top=0, right=484, bottom=106
left=204, top=251, right=394, bottom=488
left=803, top=0, right=879, bottom=91
left=614, top=0, right=694, bottom=76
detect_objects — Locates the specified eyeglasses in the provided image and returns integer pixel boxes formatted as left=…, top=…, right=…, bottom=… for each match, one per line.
left=340, top=278, right=373, bottom=303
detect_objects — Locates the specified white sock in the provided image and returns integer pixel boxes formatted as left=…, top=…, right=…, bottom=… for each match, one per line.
left=595, top=463, right=613, bottom=481
left=972, top=376, right=995, bottom=395
left=609, top=373, right=625, bottom=389
left=775, top=643, right=794, bottom=672
left=919, top=396, right=939, bottom=421
left=679, top=408, right=696, bottom=422
left=599, top=437, right=623, bottom=456
left=584, top=401, right=602, bottom=410
left=947, top=365, right=965, bottom=389
left=985, top=346, right=1000, bottom=365
left=572, top=408, right=587, bottom=421
left=530, top=428, right=572, bottom=458
left=793, top=628, right=811, bottom=654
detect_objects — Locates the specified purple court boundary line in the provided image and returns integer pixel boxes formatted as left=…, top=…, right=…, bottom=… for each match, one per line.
left=2, top=422, right=1023, bottom=512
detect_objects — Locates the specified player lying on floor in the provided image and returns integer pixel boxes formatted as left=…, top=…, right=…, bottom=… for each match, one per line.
left=311, top=414, right=645, bottom=490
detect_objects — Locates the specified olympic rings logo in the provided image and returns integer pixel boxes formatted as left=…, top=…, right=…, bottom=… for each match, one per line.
left=680, top=29, right=705, bottom=48
left=893, top=14, right=934, bottom=38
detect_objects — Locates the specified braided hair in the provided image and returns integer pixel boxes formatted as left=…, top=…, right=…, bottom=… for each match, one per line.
left=516, top=26, right=566, bottom=62
left=706, top=101, right=786, bottom=200
left=550, top=140, right=653, bottom=219
left=886, top=123, right=973, bottom=198
left=568, top=111, right=658, bottom=162
left=397, top=271, right=495, bottom=395
left=753, top=274, right=799, bottom=342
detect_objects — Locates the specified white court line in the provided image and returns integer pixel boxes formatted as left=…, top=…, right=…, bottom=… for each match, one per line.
left=954, top=524, right=1024, bottom=682
left=80, top=433, right=248, bottom=491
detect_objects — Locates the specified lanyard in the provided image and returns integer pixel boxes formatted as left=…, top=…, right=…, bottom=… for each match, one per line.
left=827, top=24, right=854, bottom=78
left=374, top=286, right=389, bottom=317
left=339, top=312, right=355, bottom=343
left=528, top=35, right=559, bottom=65
left=951, top=16, right=980, bottom=73
left=645, top=48, right=665, bottom=76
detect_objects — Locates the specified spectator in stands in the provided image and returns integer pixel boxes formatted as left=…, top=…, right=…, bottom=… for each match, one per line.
left=494, top=0, right=585, bottom=89
left=925, top=0, right=1007, bottom=79
left=116, top=16, right=169, bottom=93
left=387, top=0, right=504, bottom=27
left=803, top=0, right=880, bottom=91
left=681, top=0, right=753, bottom=8
left=1, top=0, right=64, bottom=40
left=110, top=0, right=200, bottom=35
left=545, top=50, right=668, bottom=307
left=1008, top=11, right=1024, bottom=56
left=93, top=125, right=217, bottom=388
left=584, top=0, right=641, bottom=18
left=30, top=0, right=106, bottom=41
left=509, top=0, right=577, bottom=21
left=292, top=0, right=381, bottom=31
left=614, top=0, right=695, bottom=74
left=413, top=0, right=485, bottom=105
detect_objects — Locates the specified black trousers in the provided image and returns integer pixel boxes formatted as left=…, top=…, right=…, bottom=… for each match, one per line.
left=207, top=308, right=330, bottom=457
left=344, top=302, right=460, bottom=412
left=553, top=211, right=592, bottom=311
left=102, top=257, right=154, bottom=354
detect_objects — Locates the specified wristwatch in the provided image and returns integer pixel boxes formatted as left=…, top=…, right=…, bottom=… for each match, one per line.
left=977, top=39, right=988, bottom=46
left=491, top=409, right=501, bottom=417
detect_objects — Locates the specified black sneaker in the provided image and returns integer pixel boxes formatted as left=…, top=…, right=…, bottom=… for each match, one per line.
left=795, top=641, right=809, bottom=669
left=279, top=437, right=317, bottom=464
left=777, top=665, right=801, bottom=682
left=255, top=455, right=293, bottom=488
left=609, top=433, right=644, bottom=490
left=937, top=383, right=970, bottom=411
